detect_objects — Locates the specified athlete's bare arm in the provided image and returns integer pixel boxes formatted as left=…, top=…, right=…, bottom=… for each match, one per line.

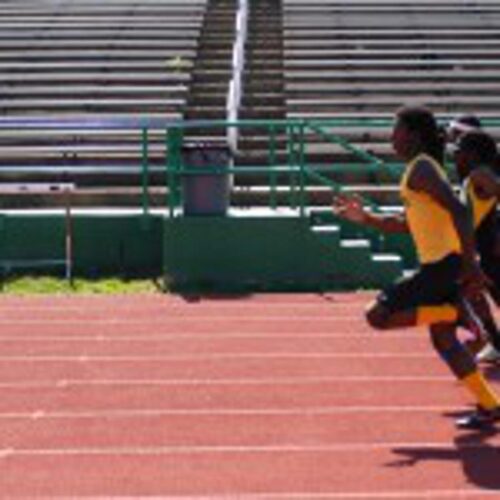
left=469, top=168, right=500, bottom=200
left=332, top=193, right=408, bottom=233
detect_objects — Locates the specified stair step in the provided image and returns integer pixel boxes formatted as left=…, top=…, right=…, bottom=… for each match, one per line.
left=311, top=224, right=341, bottom=245
left=369, top=253, right=404, bottom=287
left=311, top=224, right=340, bottom=234
left=340, top=239, right=370, bottom=249
left=371, top=253, right=402, bottom=263
left=243, top=97, right=285, bottom=106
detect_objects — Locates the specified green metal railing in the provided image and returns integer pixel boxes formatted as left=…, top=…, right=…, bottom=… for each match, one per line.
left=148, top=118, right=396, bottom=218
left=138, top=117, right=500, bottom=219
left=1, top=114, right=497, bottom=221
left=157, top=118, right=399, bottom=218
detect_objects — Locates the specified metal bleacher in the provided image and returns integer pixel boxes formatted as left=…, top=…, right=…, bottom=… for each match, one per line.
left=282, top=0, right=500, bottom=199
left=0, top=0, right=207, bottom=208
left=2, top=0, right=500, bottom=210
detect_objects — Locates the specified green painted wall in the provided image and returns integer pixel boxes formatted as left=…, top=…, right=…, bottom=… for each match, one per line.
left=163, top=216, right=404, bottom=291
left=0, top=212, right=412, bottom=291
left=0, top=214, right=64, bottom=262
left=73, top=215, right=162, bottom=275
left=0, top=213, right=163, bottom=276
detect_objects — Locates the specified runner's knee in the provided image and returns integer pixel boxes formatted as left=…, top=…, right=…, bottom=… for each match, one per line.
left=365, top=302, right=391, bottom=330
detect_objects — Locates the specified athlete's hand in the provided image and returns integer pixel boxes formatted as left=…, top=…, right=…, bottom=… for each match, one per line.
left=332, top=193, right=367, bottom=223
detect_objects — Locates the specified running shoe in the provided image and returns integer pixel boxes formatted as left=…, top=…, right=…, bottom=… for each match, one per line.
left=475, top=342, right=500, bottom=364
left=455, top=405, right=500, bottom=430
left=464, top=337, right=488, bottom=356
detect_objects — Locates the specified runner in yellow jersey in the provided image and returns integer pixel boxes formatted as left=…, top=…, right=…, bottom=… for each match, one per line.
left=332, top=106, right=500, bottom=430
left=453, top=130, right=500, bottom=363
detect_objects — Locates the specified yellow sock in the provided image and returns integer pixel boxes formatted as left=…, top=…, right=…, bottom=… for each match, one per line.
left=462, top=371, right=500, bottom=410
left=416, top=305, right=458, bottom=325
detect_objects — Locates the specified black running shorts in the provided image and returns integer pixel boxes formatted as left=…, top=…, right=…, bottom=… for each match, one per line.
left=377, top=253, right=462, bottom=313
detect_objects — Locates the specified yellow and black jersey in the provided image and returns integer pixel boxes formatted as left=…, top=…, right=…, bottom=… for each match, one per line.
left=400, top=153, right=461, bottom=265
left=462, top=177, right=498, bottom=263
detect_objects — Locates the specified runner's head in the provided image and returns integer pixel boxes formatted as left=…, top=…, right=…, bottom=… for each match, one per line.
left=453, top=129, right=498, bottom=181
left=392, top=106, right=444, bottom=164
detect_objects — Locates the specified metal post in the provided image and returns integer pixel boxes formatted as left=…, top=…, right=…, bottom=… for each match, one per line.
left=268, top=124, right=277, bottom=210
left=64, top=186, right=73, bottom=285
left=287, top=124, right=298, bottom=209
left=140, top=127, right=150, bottom=219
left=298, top=121, right=306, bottom=218
left=166, top=127, right=182, bottom=217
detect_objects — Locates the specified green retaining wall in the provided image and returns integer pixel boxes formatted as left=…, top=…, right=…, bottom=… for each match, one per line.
left=0, top=212, right=415, bottom=290
left=163, top=215, right=405, bottom=292
left=0, top=213, right=163, bottom=276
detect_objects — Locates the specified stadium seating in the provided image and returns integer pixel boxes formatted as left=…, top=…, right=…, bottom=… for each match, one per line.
left=234, top=0, right=500, bottom=207
left=0, top=0, right=207, bottom=208
left=1, top=0, right=500, bottom=210
left=283, top=0, right=500, bottom=175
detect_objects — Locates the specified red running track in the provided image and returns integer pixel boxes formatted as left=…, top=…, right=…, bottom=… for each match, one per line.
left=0, top=292, right=499, bottom=498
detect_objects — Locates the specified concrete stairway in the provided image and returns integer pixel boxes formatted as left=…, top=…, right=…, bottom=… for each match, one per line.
left=233, top=0, right=288, bottom=198
left=184, top=0, right=236, bottom=125
left=240, top=0, right=286, bottom=121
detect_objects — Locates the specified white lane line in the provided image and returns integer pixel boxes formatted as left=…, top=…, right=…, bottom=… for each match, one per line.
left=0, top=352, right=434, bottom=362
left=0, top=302, right=368, bottom=311
left=145, top=491, right=500, bottom=499
left=0, top=406, right=465, bottom=420
left=0, top=441, right=496, bottom=457
left=0, top=295, right=371, bottom=304
left=31, top=411, right=45, bottom=420
left=0, top=375, right=453, bottom=389
left=0, top=315, right=362, bottom=325
left=0, top=333, right=423, bottom=341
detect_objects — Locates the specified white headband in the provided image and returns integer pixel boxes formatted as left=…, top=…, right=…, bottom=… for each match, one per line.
left=448, top=120, right=479, bottom=133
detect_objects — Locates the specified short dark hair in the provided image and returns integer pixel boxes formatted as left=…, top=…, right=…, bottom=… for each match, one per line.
left=457, top=130, right=498, bottom=169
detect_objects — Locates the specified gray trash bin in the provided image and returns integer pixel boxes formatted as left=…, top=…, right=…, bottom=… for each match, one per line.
left=181, top=142, right=230, bottom=216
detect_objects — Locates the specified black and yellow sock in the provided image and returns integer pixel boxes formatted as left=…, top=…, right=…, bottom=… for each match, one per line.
left=461, top=371, right=500, bottom=410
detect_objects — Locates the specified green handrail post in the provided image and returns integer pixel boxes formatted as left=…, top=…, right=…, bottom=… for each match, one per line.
left=287, top=123, right=298, bottom=209
left=166, top=126, right=183, bottom=218
left=298, top=120, right=307, bottom=218
left=140, top=126, right=150, bottom=227
left=268, top=124, right=278, bottom=210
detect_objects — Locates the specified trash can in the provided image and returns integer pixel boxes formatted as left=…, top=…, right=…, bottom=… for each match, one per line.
left=181, top=142, right=231, bottom=216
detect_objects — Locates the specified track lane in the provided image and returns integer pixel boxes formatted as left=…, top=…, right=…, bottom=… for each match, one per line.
left=0, top=294, right=497, bottom=498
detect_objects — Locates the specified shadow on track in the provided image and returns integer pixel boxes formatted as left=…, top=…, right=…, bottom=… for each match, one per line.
left=387, top=412, right=500, bottom=491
